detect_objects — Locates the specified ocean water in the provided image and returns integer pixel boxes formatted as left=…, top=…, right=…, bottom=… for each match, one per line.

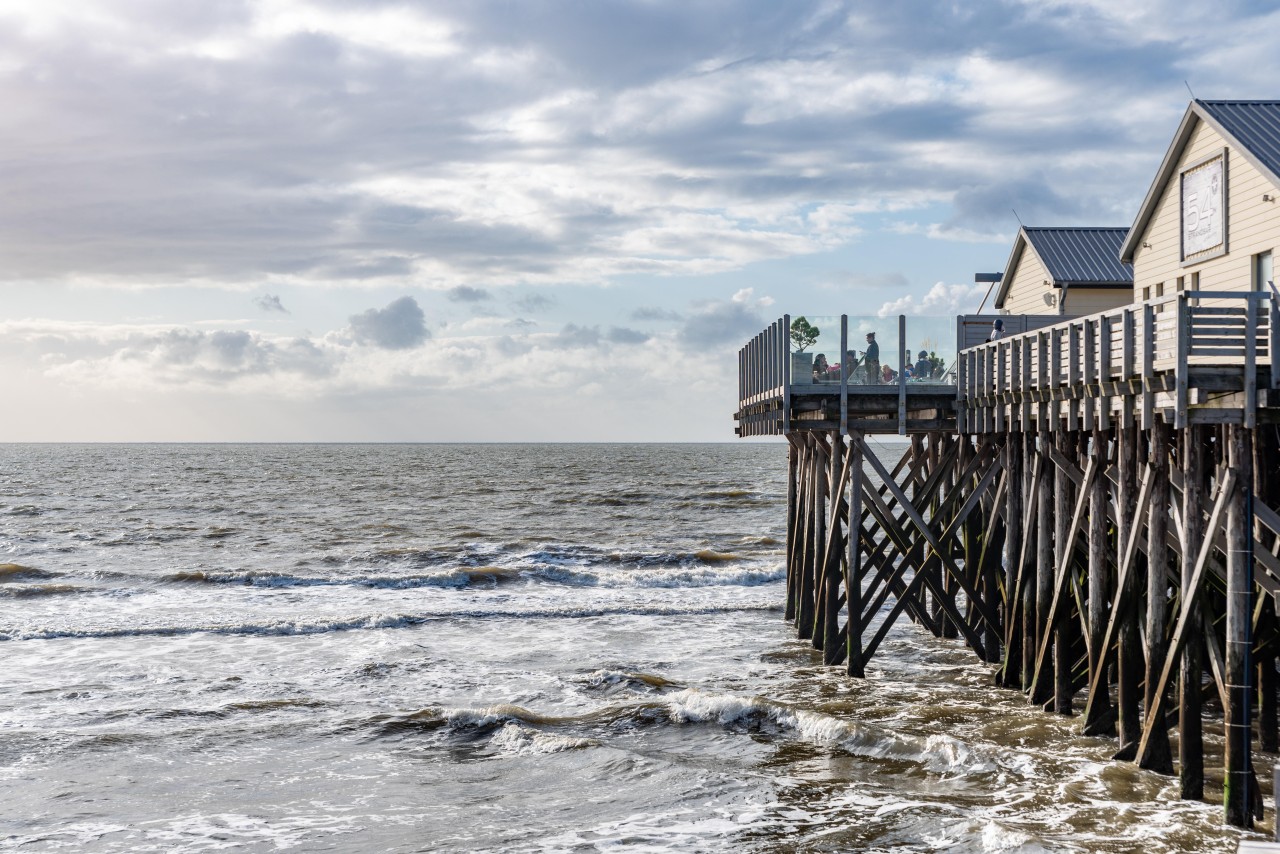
left=0, top=443, right=1266, bottom=852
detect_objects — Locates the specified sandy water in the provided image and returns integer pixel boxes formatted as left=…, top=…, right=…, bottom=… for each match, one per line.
left=0, top=443, right=1268, bottom=852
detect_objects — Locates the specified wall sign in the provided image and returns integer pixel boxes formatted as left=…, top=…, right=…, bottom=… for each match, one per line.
left=1181, top=153, right=1225, bottom=260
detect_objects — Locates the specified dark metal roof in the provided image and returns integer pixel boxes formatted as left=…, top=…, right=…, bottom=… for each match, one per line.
left=1022, top=227, right=1133, bottom=285
left=1198, top=100, right=1280, bottom=181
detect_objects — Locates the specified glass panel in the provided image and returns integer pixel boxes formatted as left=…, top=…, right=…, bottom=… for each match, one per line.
left=788, top=314, right=841, bottom=384
left=846, top=316, right=898, bottom=386
left=903, top=316, right=957, bottom=385
left=785, top=314, right=958, bottom=386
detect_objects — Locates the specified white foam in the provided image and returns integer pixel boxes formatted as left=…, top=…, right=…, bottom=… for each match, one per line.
left=662, top=689, right=1000, bottom=776
left=489, top=722, right=597, bottom=756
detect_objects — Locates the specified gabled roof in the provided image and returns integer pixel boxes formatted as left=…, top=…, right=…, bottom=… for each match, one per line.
left=1120, top=100, right=1280, bottom=263
left=994, top=227, right=1133, bottom=308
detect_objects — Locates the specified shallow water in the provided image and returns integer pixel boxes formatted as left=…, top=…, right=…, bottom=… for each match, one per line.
left=0, top=443, right=1269, bottom=852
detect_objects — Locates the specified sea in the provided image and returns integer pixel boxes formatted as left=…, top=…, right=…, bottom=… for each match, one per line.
left=0, top=443, right=1267, bottom=852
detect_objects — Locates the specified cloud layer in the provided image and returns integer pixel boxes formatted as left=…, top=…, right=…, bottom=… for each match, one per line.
left=3, top=0, right=1271, bottom=293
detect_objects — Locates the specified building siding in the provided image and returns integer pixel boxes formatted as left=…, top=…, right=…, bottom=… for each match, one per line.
left=1063, top=287, right=1130, bottom=316
left=1001, top=249, right=1054, bottom=315
left=1132, top=117, right=1280, bottom=299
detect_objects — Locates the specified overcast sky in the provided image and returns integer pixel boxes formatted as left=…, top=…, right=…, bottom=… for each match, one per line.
left=2, top=0, right=1277, bottom=441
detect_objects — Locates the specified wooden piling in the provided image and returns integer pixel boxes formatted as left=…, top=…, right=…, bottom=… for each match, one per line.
left=1225, top=424, right=1254, bottom=827
left=1180, top=425, right=1206, bottom=800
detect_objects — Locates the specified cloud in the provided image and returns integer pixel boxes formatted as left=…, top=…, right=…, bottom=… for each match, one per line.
left=878, top=282, right=989, bottom=317
left=630, top=306, right=682, bottom=322
left=821, top=272, right=911, bottom=291
left=515, top=293, right=557, bottom=313
left=256, top=294, right=288, bottom=313
left=348, top=296, right=429, bottom=349
left=447, top=285, right=493, bottom=302
left=606, top=326, right=650, bottom=345
left=552, top=323, right=602, bottom=349
left=678, top=299, right=766, bottom=352
left=3, top=1, right=1255, bottom=293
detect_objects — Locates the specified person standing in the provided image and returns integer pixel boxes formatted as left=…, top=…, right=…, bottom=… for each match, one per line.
left=989, top=318, right=1005, bottom=341
left=864, top=332, right=880, bottom=385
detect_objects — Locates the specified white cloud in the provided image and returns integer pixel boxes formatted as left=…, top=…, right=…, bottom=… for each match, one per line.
left=877, top=281, right=988, bottom=317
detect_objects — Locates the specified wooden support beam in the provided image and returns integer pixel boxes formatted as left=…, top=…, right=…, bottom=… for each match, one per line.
left=1081, top=461, right=1153, bottom=740
left=846, top=432, right=865, bottom=677
left=1084, top=429, right=1114, bottom=735
left=1028, top=452, right=1097, bottom=705
left=1176, top=427, right=1206, bottom=796
left=1136, top=464, right=1236, bottom=777
left=1143, top=419, right=1175, bottom=773
left=1031, top=435, right=1055, bottom=705
left=1116, top=427, right=1144, bottom=753
left=1224, top=424, right=1254, bottom=827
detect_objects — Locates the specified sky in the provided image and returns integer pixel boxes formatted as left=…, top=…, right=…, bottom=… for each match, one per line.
left=3, top=0, right=1279, bottom=442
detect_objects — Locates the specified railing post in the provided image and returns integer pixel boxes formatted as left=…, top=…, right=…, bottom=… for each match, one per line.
left=1269, top=284, right=1280, bottom=389
left=1142, top=304, right=1155, bottom=430
left=1085, top=317, right=1098, bottom=430
left=897, top=314, right=907, bottom=435
left=1175, top=295, right=1189, bottom=429
left=1246, top=298, right=1258, bottom=429
left=1068, top=322, right=1080, bottom=432
left=782, top=314, right=791, bottom=434
left=839, top=314, right=848, bottom=436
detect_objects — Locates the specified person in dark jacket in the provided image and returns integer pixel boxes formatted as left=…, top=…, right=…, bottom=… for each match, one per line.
left=914, top=350, right=931, bottom=380
left=863, top=332, right=880, bottom=384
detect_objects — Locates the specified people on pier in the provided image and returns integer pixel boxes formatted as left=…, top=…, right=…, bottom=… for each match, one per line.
left=812, top=353, right=829, bottom=383
left=914, top=350, right=932, bottom=380
left=863, top=332, right=880, bottom=384
left=882, top=364, right=896, bottom=383
left=989, top=318, right=1005, bottom=341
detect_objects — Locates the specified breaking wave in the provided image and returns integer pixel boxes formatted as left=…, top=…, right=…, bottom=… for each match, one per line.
left=0, top=604, right=782, bottom=642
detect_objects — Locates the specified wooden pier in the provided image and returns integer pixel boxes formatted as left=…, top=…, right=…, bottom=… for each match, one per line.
left=735, top=292, right=1280, bottom=829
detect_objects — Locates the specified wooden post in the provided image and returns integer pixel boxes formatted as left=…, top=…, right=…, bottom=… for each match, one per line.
left=1180, top=425, right=1205, bottom=800
left=1084, top=428, right=1114, bottom=734
left=847, top=431, right=865, bottom=677
left=1142, top=419, right=1175, bottom=773
left=1031, top=433, right=1054, bottom=705
left=1053, top=430, right=1075, bottom=715
left=821, top=431, right=845, bottom=662
left=1022, top=432, right=1037, bottom=690
left=1224, top=424, right=1254, bottom=827
left=1001, top=434, right=1024, bottom=688
left=785, top=437, right=799, bottom=622
left=1117, top=426, right=1143, bottom=752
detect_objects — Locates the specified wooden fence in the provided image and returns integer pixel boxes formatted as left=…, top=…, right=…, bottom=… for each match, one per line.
left=958, top=291, right=1280, bottom=432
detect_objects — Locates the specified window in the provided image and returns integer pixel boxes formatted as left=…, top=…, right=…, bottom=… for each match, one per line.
left=1155, top=282, right=1165, bottom=298
left=1254, top=250, right=1273, bottom=291
left=1142, top=286, right=1151, bottom=301
left=1176, top=276, right=1185, bottom=292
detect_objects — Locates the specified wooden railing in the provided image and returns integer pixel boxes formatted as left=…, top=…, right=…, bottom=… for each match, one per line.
left=738, top=315, right=790, bottom=407
left=958, top=291, right=1280, bottom=432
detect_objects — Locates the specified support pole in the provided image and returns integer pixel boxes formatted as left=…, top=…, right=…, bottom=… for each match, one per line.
left=1142, top=419, right=1174, bottom=773
left=1224, top=424, right=1254, bottom=827
left=1031, top=433, right=1054, bottom=705
left=1117, top=426, right=1143, bottom=752
left=1053, top=430, right=1075, bottom=715
left=847, top=431, right=865, bottom=677
left=1001, top=433, right=1024, bottom=688
left=1084, top=429, right=1115, bottom=734
left=1180, top=426, right=1205, bottom=800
